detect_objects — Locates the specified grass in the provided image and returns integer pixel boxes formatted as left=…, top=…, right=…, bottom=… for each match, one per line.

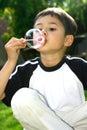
left=85, top=90, right=87, bottom=100
left=0, top=91, right=87, bottom=130
left=0, top=102, right=23, bottom=130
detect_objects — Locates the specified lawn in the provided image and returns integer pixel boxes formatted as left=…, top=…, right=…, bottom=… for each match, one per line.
left=0, top=91, right=87, bottom=130
left=0, top=102, right=23, bottom=130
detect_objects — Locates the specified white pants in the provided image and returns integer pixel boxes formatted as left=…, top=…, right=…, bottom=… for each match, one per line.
left=11, top=88, right=87, bottom=130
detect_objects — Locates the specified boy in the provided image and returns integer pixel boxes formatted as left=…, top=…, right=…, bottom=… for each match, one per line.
left=0, top=7, right=87, bottom=130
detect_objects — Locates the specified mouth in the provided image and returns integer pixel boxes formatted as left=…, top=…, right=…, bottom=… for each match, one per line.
left=35, top=39, right=47, bottom=50
left=33, top=35, right=46, bottom=49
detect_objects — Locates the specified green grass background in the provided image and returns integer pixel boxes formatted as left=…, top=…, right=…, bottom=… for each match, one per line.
left=0, top=91, right=87, bottom=130
left=0, top=102, right=23, bottom=130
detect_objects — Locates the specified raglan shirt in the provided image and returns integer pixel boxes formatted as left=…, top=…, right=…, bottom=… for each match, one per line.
left=2, top=56, right=87, bottom=112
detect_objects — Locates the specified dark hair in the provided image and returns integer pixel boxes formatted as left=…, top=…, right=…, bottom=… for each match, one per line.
left=34, top=7, right=77, bottom=36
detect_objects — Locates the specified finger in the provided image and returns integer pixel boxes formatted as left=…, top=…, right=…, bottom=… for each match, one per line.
left=5, top=37, right=26, bottom=49
left=20, top=38, right=27, bottom=43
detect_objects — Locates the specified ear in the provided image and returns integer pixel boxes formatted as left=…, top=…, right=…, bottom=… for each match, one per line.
left=64, top=35, right=74, bottom=47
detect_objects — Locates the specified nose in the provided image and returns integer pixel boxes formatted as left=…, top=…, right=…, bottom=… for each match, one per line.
left=41, top=29, right=47, bottom=36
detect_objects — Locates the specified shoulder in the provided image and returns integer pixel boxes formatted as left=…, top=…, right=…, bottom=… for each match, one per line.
left=10, top=57, right=40, bottom=79
left=16, top=57, right=39, bottom=70
left=65, top=55, right=87, bottom=83
left=65, top=56, right=87, bottom=90
left=19, top=57, right=39, bottom=67
left=65, top=55, right=87, bottom=77
left=65, top=55, right=87, bottom=67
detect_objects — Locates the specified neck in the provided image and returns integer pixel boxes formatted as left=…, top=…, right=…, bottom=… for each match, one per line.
left=40, top=52, right=64, bottom=67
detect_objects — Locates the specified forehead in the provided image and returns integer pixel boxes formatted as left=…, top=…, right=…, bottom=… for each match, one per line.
left=34, top=15, right=63, bottom=27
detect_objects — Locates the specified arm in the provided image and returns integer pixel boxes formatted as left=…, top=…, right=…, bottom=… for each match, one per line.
left=0, top=37, right=26, bottom=100
left=0, top=60, right=17, bottom=99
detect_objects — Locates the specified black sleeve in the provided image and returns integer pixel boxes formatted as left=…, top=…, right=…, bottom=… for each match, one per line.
left=66, top=57, right=87, bottom=90
left=73, top=58, right=87, bottom=90
left=81, top=59, right=87, bottom=90
left=2, top=63, right=32, bottom=106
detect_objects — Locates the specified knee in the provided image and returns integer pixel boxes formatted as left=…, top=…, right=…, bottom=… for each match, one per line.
left=11, top=88, right=38, bottom=115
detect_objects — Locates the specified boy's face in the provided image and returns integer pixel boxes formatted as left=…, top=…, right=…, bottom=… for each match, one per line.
left=34, top=15, right=70, bottom=54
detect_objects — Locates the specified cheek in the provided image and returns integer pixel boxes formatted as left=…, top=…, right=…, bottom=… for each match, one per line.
left=51, top=33, right=64, bottom=43
left=52, top=35, right=65, bottom=48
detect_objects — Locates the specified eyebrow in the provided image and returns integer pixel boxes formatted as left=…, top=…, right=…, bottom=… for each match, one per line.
left=34, top=22, right=58, bottom=27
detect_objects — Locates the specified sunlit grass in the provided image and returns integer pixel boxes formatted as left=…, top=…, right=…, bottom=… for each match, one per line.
left=0, top=102, right=23, bottom=130
left=85, top=90, right=87, bottom=100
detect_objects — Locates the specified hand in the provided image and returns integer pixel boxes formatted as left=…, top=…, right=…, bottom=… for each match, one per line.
left=5, top=37, right=26, bottom=63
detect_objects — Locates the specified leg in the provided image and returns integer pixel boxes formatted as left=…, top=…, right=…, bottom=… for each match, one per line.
left=56, top=102, right=87, bottom=130
left=11, top=88, right=73, bottom=130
